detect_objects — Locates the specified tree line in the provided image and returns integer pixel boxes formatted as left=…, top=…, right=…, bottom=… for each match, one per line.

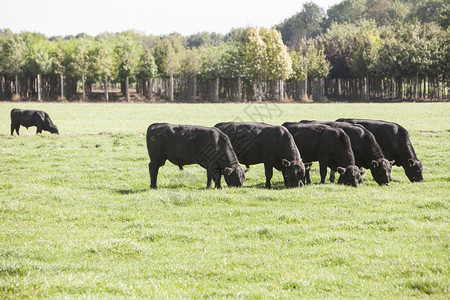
left=0, top=0, right=448, bottom=102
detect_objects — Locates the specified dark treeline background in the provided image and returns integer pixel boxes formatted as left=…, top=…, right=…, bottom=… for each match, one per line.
left=0, top=0, right=448, bottom=102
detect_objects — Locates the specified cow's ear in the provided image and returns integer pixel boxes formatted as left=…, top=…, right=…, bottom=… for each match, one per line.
left=360, top=167, right=366, bottom=176
left=390, top=160, right=395, bottom=166
left=408, top=158, right=415, bottom=167
left=244, top=168, right=250, bottom=173
left=337, top=167, right=346, bottom=175
left=304, top=162, right=312, bottom=170
left=282, top=159, right=291, bottom=168
left=371, top=160, right=378, bottom=168
left=224, top=167, right=234, bottom=175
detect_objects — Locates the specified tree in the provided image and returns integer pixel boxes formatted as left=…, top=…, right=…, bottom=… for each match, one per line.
left=365, top=0, right=391, bottom=26
left=262, top=28, right=293, bottom=100
left=93, top=38, right=114, bottom=102
left=153, top=37, right=183, bottom=101
left=323, top=22, right=359, bottom=79
left=410, top=0, right=446, bottom=24
left=114, top=33, right=142, bottom=102
left=0, top=32, right=26, bottom=98
left=199, top=45, right=223, bottom=102
left=325, top=0, right=366, bottom=29
left=137, top=49, right=158, bottom=101
left=276, top=2, right=325, bottom=45
left=348, top=21, right=382, bottom=101
left=242, top=28, right=266, bottom=101
left=180, top=49, right=201, bottom=101
left=64, top=37, right=91, bottom=101
left=26, top=39, right=54, bottom=100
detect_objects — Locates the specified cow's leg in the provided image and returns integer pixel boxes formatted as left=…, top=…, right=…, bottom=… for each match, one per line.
left=264, top=164, right=273, bottom=189
left=319, top=161, right=328, bottom=184
left=149, top=161, right=163, bottom=189
left=206, top=172, right=213, bottom=189
left=329, top=170, right=336, bottom=183
left=207, top=169, right=221, bottom=189
left=10, top=123, right=14, bottom=135
left=304, top=167, right=312, bottom=185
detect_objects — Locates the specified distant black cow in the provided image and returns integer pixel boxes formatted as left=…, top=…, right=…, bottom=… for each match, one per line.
left=215, top=122, right=305, bottom=189
left=300, top=120, right=394, bottom=185
left=282, top=122, right=364, bottom=187
left=10, top=109, right=59, bottom=135
left=337, top=118, right=423, bottom=182
left=146, top=123, right=246, bottom=189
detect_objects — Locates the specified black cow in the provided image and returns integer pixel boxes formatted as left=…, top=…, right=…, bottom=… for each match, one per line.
left=146, top=123, right=246, bottom=189
left=300, top=120, right=394, bottom=185
left=10, top=109, right=59, bottom=135
left=337, top=118, right=423, bottom=182
left=214, top=122, right=305, bottom=189
left=282, top=122, right=364, bottom=187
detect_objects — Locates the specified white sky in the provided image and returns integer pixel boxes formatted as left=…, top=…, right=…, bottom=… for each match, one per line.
left=1, top=0, right=341, bottom=37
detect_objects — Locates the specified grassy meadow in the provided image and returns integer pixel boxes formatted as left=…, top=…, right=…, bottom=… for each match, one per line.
left=0, top=101, right=449, bottom=298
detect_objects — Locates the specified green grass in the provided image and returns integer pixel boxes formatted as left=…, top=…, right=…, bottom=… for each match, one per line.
left=0, top=102, right=449, bottom=298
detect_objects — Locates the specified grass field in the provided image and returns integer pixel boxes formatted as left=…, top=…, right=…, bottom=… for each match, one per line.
left=0, top=101, right=449, bottom=298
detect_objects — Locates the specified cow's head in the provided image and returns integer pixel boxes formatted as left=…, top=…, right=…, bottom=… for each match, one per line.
left=404, top=158, right=423, bottom=182
left=44, top=120, right=59, bottom=134
left=370, top=159, right=394, bottom=186
left=337, top=165, right=365, bottom=187
left=223, top=165, right=246, bottom=187
left=282, top=159, right=305, bottom=188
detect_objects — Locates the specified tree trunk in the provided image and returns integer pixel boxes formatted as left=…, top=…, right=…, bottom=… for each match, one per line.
left=437, top=76, right=441, bottom=101
left=14, top=74, right=19, bottom=100
left=414, top=72, right=419, bottom=101
left=60, top=74, right=64, bottom=100
left=391, top=77, right=395, bottom=101
left=365, top=75, right=370, bottom=101
left=125, top=76, right=130, bottom=102
left=81, top=72, right=86, bottom=102
left=148, top=79, right=153, bottom=102
left=37, top=74, right=42, bottom=101
left=0, top=75, right=4, bottom=99
left=279, top=79, right=284, bottom=101
left=192, top=74, right=197, bottom=102
left=237, top=75, right=242, bottom=102
left=104, top=76, right=109, bottom=102
left=214, top=78, right=219, bottom=102
left=257, top=77, right=263, bottom=102
left=169, top=72, right=174, bottom=101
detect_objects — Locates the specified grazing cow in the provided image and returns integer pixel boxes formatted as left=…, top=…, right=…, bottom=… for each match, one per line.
left=282, top=122, right=364, bottom=187
left=337, top=118, right=423, bottom=182
left=215, top=122, right=305, bottom=189
left=10, top=109, right=59, bottom=135
left=300, top=120, right=394, bottom=185
left=146, top=123, right=246, bottom=189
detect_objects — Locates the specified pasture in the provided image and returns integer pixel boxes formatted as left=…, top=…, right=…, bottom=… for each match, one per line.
left=0, top=102, right=449, bottom=298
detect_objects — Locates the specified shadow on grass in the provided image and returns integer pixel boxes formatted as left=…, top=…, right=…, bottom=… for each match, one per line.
left=115, top=188, right=148, bottom=195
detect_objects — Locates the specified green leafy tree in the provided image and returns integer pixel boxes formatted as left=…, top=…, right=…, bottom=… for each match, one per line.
left=180, top=49, right=201, bottom=101
left=262, top=28, right=293, bottom=100
left=153, top=37, right=183, bottom=101
left=114, top=33, right=142, bottom=102
left=348, top=21, right=382, bottom=100
left=242, top=28, right=266, bottom=101
left=26, top=39, right=54, bottom=100
left=91, top=38, right=114, bottom=101
left=276, top=2, right=325, bottom=44
left=325, top=0, right=366, bottom=29
left=199, top=45, right=224, bottom=102
left=0, top=32, right=26, bottom=97
left=137, top=49, right=158, bottom=101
